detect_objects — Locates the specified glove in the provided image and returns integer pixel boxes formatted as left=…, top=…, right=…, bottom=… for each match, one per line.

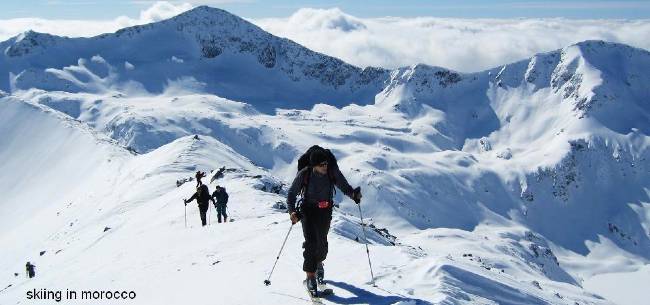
left=183, top=199, right=188, bottom=206
left=352, top=187, right=362, bottom=204
left=290, top=212, right=300, bottom=224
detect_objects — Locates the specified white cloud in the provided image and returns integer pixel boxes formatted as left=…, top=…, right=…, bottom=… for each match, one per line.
left=253, top=8, right=650, bottom=72
left=275, top=7, right=366, bottom=32
left=0, top=1, right=194, bottom=40
left=137, top=1, right=194, bottom=23
left=133, top=0, right=251, bottom=4
left=1, top=3, right=649, bottom=73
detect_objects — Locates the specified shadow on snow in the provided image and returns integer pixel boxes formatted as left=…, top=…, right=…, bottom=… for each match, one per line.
left=325, top=281, right=432, bottom=305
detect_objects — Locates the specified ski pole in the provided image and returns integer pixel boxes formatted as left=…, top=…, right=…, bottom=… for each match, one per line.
left=184, top=201, right=187, bottom=228
left=357, top=203, right=376, bottom=286
left=264, top=223, right=294, bottom=286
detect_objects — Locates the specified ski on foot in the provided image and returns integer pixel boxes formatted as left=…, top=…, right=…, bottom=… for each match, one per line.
left=303, top=279, right=325, bottom=304
left=314, top=262, right=333, bottom=295
left=317, top=281, right=333, bottom=296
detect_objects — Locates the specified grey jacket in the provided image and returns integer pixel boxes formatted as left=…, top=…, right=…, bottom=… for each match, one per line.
left=286, top=167, right=354, bottom=213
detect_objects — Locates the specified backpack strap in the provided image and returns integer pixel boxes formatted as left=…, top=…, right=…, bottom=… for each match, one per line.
left=327, top=168, right=337, bottom=202
left=300, top=166, right=337, bottom=207
left=295, top=168, right=311, bottom=212
left=300, top=168, right=311, bottom=200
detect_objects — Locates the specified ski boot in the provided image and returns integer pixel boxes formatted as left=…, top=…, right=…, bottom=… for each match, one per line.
left=316, top=262, right=325, bottom=285
left=304, top=277, right=318, bottom=297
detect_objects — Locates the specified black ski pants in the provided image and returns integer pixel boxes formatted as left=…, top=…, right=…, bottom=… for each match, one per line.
left=198, top=203, right=209, bottom=226
left=300, top=206, right=332, bottom=273
left=215, top=203, right=227, bottom=222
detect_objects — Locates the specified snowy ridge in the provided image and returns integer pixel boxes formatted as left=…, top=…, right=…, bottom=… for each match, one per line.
left=1, top=6, right=649, bottom=305
left=0, top=6, right=389, bottom=112
left=108, top=5, right=388, bottom=89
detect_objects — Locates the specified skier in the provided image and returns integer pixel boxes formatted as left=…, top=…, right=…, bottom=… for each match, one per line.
left=286, top=146, right=362, bottom=297
left=195, top=170, right=206, bottom=187
left=211, top=185, right=229, bottom=223
left=184, top=171, right=212, bottom=226
left=25, top=262, right=35, bottom=278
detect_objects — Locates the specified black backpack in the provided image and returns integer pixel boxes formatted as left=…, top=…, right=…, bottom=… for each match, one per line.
left=297, top=145, right=339, bottom=202
left=198, top=184, right=210, bottom=202
left=221, top=187, right=229, bottom=204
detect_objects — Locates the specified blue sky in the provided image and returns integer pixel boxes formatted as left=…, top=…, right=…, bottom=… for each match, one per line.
left=2, top=0, right=650, bottom=19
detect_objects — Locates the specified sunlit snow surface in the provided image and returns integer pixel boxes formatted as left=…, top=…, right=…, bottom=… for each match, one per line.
left=1, top=6, right=649, bottom=305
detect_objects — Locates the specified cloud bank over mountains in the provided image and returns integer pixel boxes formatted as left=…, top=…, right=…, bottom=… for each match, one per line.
left=2, top=2, right=650, bottom=72
left=256, top=7, right=650, bottom=72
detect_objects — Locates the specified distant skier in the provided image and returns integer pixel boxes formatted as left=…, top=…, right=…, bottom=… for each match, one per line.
left=195, top=170, right=206, bottom=187
left=286, top=146, right=362, bottom=297
left=211, top=185, right=229, bottom=223
left=184, top=171, right=212, bottom=226
left=25, top=262, right=35, bottom=278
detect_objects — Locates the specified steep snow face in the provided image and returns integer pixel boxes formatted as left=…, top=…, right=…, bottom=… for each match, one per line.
left=485, top=41, right=650, bottom=137
left=0, top=97, right=130, bottom=275
left=568, top=41, right=650, bottom=135
left=518, top=138, right=650, bottom=255
left=460, top=41, right=650, bottom=257
left=361, top=41, right=650, bottom=263
left=375, top=64, right=497, bottom=148
left=0, top=6, right=389, bottom=113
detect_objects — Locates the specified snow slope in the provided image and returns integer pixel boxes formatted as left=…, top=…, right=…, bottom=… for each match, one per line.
left=1, top=92, right=617, bottom=305
left=1, top=5, right=649, bottom=305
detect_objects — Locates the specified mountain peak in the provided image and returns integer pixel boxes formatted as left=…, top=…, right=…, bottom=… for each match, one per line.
left=178, top=5, right=232, bottom=16
left=563, top=39, right=650, bottom=69
left=110, top=5, right=262, bottom=40
left=13, top=30, right=55, bottom=41
left=166, top=5, right=260, bottom=31
left=169, top=5, right=244, bottom=23
left=5, top=30, right=64, bottom=57
left=572, top=39, right=646, bottom=53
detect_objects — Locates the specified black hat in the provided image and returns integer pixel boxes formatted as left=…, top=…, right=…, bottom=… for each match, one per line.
left=310, top=150, right=328, bottom=166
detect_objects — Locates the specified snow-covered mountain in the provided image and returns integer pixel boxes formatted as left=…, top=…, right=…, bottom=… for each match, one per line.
left=0, top=6, right=387, bottom=113
left=1, top=6, right=649, bottom=305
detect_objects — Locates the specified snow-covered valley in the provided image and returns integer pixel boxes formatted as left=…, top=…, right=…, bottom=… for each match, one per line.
left=1, top=6, right=649, bottom=305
